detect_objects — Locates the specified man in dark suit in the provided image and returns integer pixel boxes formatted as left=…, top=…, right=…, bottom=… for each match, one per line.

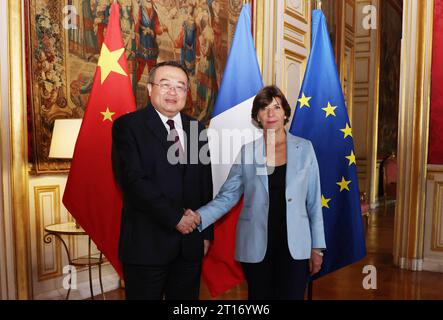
left=112, top=61, right=213, bottom=300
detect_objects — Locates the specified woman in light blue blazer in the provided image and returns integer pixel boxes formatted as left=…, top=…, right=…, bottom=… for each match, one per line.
left=195, top=86, right=326, bottom=300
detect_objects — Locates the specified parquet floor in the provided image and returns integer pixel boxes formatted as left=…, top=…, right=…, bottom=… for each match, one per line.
left=100, top=204, right=443, bottom=300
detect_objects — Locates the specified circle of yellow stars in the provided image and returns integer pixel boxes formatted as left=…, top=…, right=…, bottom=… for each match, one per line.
left=297, top=92, right=359, bottom=210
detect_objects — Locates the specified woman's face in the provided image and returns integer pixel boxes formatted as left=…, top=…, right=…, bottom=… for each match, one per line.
left=257, top=97, right=286, bottom=132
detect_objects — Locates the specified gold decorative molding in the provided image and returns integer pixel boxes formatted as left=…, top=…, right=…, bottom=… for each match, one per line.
left=336, top=0, right=345, bottom=80
left=284, top=0, right=309, bottom=24
left=283, top=22, right=307, bottom=48
left=355, top=0, right=372, bottom=37
left=253, top=0, right=277, bottom=85
left=394, top=0, right=434, bottom=270
left=355, top=41, right=371, bottom=53
left=354, top=88, right=370, bottom=98
left=343, top=0, right=355, bottom=119
left=271, top=0, right=277, bottom=84
left=282, top=48, right=307, bottom=93
left=274, top=0, right=310, bottom=94
left=8, top=0, right=31, bottom=299
left=427, top=165, right=443, bottom=181
left=354, top=57, right=370, bottom=83
left=0, top=40, right=2, bottom=123
left=254, top=0, right=265, bottom=75
left=35, top=186, right=62, bottom=281
left=0, top=36, right=6, bottom=299
left=353, top=0, right=381, bottom=207
left=427, top=164, right=443, bottom=174
left=368, top=0, right=381, bottom=206
left=343, top=43, right=355, bottom=119
left=345, top=0, right=355, bottom=32
left=283, top=48, right=307, bottom=63
left=431, top=182, right=443, bottom=252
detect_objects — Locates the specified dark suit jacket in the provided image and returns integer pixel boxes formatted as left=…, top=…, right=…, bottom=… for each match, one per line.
left=112, top=104, right=213, bottom=265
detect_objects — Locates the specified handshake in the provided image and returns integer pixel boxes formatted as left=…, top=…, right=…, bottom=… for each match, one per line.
left=176, top=209, right=201, bottom=234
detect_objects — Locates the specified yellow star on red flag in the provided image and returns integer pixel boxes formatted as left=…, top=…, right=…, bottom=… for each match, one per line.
left=101, top=107, right=116, bottom=122
left=97, top=44, right=127, bottom=84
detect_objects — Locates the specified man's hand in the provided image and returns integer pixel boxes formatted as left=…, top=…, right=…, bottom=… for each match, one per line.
left=309, top=249, right=323, bottom=275
left=176, top=213, right=197, bottom=234
left=184, top=209, right=201, bottom=226
left=176, top=209, right=201, bottom=234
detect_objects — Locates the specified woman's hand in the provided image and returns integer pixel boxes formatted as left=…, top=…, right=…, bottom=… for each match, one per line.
left=309, top=249, right=323, bottom=275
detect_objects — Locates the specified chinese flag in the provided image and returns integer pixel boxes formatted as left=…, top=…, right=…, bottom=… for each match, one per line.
left=63, top=3, right=135, bottom=277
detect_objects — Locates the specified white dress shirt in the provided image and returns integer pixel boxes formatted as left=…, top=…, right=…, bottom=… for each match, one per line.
left=154, top=109, right=185, bottom=150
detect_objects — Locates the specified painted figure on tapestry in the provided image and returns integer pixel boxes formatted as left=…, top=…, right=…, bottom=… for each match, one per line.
left=94, top=0, right=112, bottom=51
left=119, top=0, right=138, bottom=90
left=134, top=0, right=167, bottom=85
left=175, top=2, right=198, bottom=75
left=68, top=0, right=82, bottom=56
left=211, top=0, right=222, bottom=87
left=82, top=0, right=100, bottom=58
left=195, top=12, right=217, bottom=123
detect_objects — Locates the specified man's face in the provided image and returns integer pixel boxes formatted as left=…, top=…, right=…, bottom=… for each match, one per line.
left=147, top=66, right=188, bottom=118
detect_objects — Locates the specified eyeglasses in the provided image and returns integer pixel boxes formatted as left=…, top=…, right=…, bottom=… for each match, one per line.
left=150, top=82, right=188, bottom=96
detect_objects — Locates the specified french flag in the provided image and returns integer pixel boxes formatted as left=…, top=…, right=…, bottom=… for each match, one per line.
left=201, top=4, right=263, bottom=297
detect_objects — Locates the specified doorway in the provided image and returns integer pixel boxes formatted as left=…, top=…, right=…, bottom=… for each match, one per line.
left=377, top=0, right=402, bottom=211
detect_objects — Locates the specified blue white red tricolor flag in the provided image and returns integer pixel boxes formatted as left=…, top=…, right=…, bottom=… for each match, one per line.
left=201, top=4, right=263, bottom=297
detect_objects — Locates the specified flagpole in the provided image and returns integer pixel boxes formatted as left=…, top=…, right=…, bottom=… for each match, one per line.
left=307, top=0, right=322, bottom=301
left=307, top=0, right=321, bottom=301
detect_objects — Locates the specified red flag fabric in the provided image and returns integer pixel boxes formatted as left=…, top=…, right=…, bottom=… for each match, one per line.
left=63, top=3, right=136, bottom=277
left=202, top=198, right=245, bottom=297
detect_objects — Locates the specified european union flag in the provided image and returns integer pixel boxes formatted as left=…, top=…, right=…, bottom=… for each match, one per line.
left=290, top=10, right=366, bottom=278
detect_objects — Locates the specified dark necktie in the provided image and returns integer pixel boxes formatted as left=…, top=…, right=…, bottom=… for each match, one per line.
left=166, top=119, right=182, bottom=157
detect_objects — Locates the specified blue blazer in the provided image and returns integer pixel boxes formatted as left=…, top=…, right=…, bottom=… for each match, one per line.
left=199, top=132, right=326, bottom=263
